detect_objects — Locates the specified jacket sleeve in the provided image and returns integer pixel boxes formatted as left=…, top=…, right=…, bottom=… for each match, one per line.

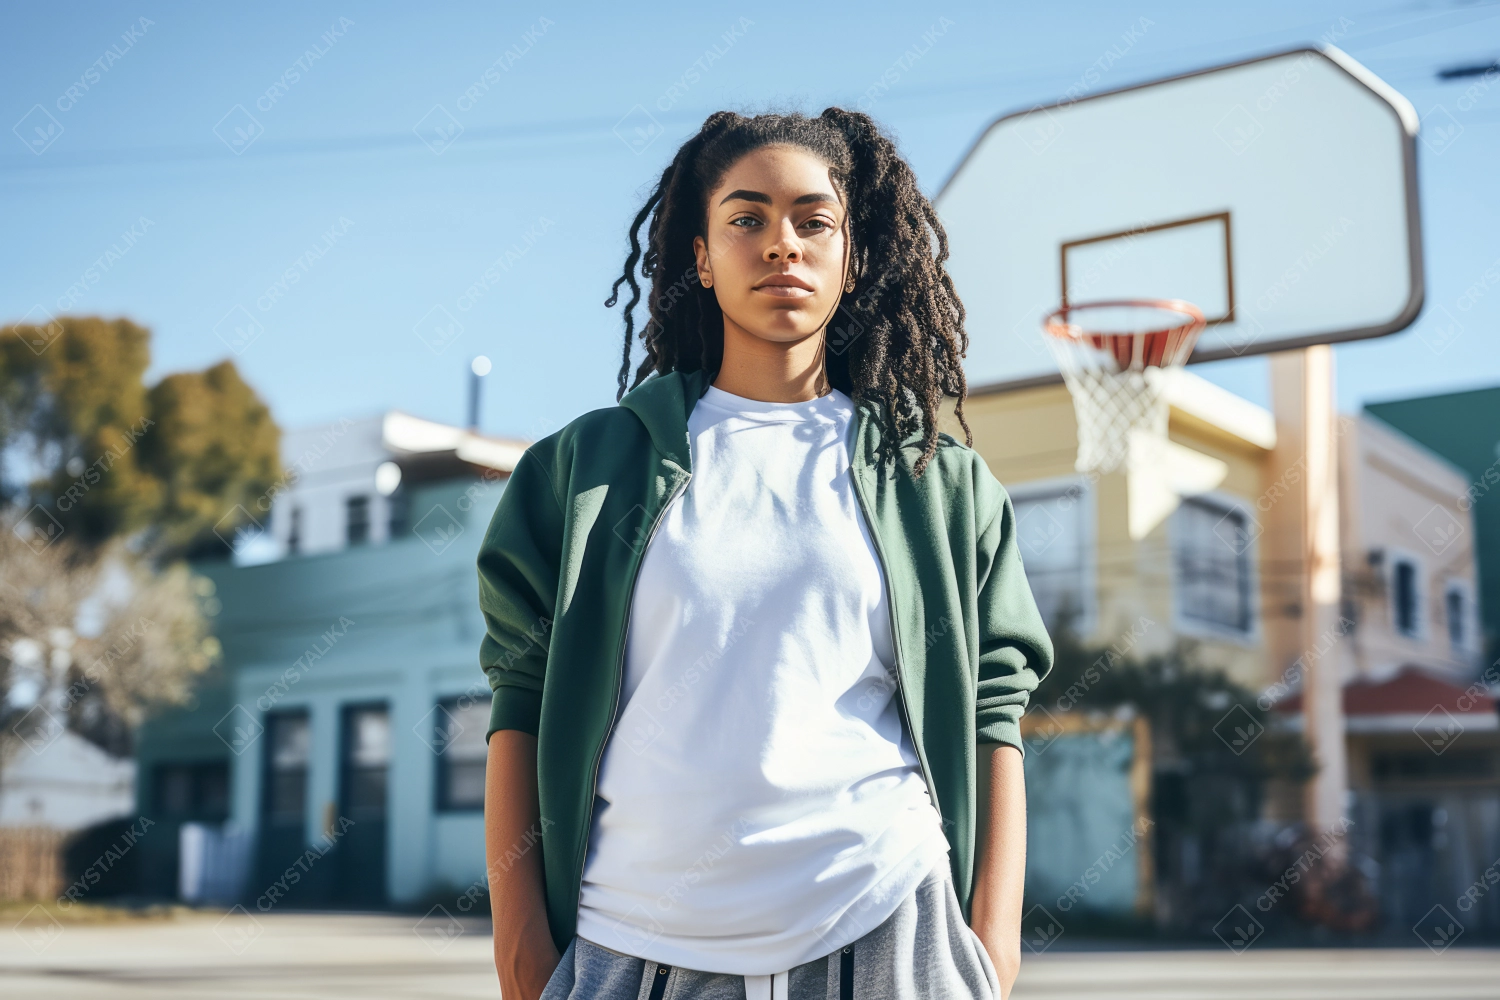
left=972, top=461, right=1055, bottom=754
left=477, top=444, right=563, bottom=741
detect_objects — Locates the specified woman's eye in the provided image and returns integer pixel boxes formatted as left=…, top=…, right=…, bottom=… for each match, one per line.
left=731, top=216, right=760, bottom=228
left=803, top=218, right=831, bottom=232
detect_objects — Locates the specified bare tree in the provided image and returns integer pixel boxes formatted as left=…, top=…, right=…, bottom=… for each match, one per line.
left=0, top=518, right=220, bottom=769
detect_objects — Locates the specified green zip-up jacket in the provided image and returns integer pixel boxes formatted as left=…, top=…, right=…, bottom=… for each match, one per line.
left=477, top=368, right=1052, bottom=955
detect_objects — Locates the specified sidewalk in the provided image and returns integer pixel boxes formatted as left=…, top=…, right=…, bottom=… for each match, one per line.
left=1, top=910, right=494, bottom=999
left=2, top=909, right=1498, bottom=999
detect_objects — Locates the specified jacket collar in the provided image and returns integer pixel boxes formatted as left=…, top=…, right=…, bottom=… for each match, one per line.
left=618, top=369, right=714, bottom=469
left=618, top=368, right=909, bottom=477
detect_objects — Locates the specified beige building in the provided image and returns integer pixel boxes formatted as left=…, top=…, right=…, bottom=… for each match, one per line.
left=952, top=356, right=1494, bottom=930
left=1338, top=413, right=1483, bottom=683
left=950, top=369, right=1280, bottom=692
left=949, top=367, right=1482, bottom=701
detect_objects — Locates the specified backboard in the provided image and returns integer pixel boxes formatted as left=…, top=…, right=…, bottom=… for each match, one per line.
left=935, top=47, right=1424, bottom=391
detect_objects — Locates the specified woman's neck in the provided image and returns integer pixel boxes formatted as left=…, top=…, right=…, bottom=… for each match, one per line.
left=712, top=317, right=829, bottom=403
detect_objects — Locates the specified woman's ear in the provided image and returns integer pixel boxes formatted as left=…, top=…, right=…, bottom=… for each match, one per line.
left=693, top=235, right=713, bottom=288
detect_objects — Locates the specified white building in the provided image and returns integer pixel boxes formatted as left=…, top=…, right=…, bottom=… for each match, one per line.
left=0, top=728, right=135, bottom=831
left=233, top=410, right=527, bottom=564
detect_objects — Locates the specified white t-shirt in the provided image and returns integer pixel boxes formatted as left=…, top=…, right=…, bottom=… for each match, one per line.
left=574, top=384, right=950, bottom=976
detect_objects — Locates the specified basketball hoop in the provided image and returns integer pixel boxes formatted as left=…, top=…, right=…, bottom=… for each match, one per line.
left=1042, top=298, right=1207, bottom=475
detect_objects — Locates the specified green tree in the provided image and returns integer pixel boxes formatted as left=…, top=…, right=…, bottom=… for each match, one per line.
left=139, top=361, right=282, bottom=559
left=0, top=315, right=282, bottom=559
left=1031, top=617, right=1336, bottom=935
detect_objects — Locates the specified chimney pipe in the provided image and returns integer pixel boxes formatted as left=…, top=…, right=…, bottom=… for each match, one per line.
left=468, top=355, right=491, bottom=430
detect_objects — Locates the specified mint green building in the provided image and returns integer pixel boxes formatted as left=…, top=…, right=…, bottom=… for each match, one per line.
left=134, top=411, right=520, bottom=908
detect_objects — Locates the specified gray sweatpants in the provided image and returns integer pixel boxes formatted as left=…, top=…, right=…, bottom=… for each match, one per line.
left=539, top=857, right=1000, bottom=1000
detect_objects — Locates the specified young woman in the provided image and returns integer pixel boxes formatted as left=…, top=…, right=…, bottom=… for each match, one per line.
left=478, top=108, right=1052, bottom=1000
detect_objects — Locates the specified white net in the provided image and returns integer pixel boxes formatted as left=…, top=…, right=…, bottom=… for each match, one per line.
left=1042, top=301, right=1205, bottom=476
left=1058, top=366, right=1170, bottom=474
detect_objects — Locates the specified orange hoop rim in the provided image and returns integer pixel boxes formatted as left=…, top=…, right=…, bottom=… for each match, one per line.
left=1043, top=298, right=1207, bottom=342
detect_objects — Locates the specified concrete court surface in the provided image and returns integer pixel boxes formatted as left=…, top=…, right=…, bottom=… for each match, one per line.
left=2, top=911, right=1499, bottom=999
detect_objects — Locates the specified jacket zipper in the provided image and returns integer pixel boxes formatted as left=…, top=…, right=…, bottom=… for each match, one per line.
left=847, top=437, right=945, bottom=832
left=574, top=468, right=692, bottom=905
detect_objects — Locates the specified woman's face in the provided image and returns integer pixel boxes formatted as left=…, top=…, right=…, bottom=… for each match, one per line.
left=693, top=144, right=849, bottom=346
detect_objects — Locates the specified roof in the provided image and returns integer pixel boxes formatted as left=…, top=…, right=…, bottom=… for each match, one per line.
left=1273, top=665, right=1498, bottom=734
left=382, top=411, right=528, bottom=473
left=1356, top=410, right=1472, bottom=486
left=966, top=367, right=1278, bottom=452
left=277, top=410, right=530, bottom=478
left=1162, top=369, right=1277, bottom=451
left=1364, top=386, right=1500, bottom=485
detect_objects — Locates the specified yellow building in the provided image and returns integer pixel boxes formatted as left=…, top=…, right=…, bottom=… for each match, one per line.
left=952, top=361, right=1495, bottom=931
left=950, top=367, right=1482, bottom=702
left=950, top=369, right=1278, bottom=691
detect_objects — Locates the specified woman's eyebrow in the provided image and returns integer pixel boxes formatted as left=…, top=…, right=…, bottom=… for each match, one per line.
left=716, top=190, right=840, bottom=206
left=719, top=189, right=770, bottom=205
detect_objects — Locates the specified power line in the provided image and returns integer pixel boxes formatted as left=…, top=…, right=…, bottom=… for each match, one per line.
left=1437, top=60, right=1500, bottom=80
left=3, top=1, right=1494, bottom=176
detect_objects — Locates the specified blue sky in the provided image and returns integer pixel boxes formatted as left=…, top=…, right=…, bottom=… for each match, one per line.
left=4, top=0, right=1498, bottom=442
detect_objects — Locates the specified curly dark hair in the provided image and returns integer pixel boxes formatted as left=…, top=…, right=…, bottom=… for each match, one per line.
left=605, top=107, right=971, bottom=476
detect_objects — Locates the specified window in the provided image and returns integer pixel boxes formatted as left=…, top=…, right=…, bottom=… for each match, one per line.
left=346, top=495, right=370, bottom=546
left=154, top=761, right=230, bottom=821
left=435, top=697, right=489, bottom=811
left=263, top=712, right=310, bottom=827
left=1008, top=482, right=1092, bottom=632
left=1444, top=579, right=1472, bottom=653
left=1446, top=586, right=1464, bottom=648
left=343, top=705, right=391, bottom=815
left=387, top=488, right=410, bottom=539
left=1011, top=484, right=1090, bottom=634
left=1392, top=557, right=1420, bottom=638
left=1173, top=497, right=1254, bottom=634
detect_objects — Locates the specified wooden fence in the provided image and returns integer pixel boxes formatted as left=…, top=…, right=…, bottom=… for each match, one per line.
left=0, top=827, right=66, bottom=901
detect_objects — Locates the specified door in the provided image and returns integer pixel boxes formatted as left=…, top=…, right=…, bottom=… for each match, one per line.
left=1378, top=789, right=1500, bottom=934
left=256, top=711, right=311, bottom=902
left=334, top=703, right=390, bottom=906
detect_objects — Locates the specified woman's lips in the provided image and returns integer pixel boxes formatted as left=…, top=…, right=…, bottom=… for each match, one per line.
left=753, top=275, right=815, bottom=297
